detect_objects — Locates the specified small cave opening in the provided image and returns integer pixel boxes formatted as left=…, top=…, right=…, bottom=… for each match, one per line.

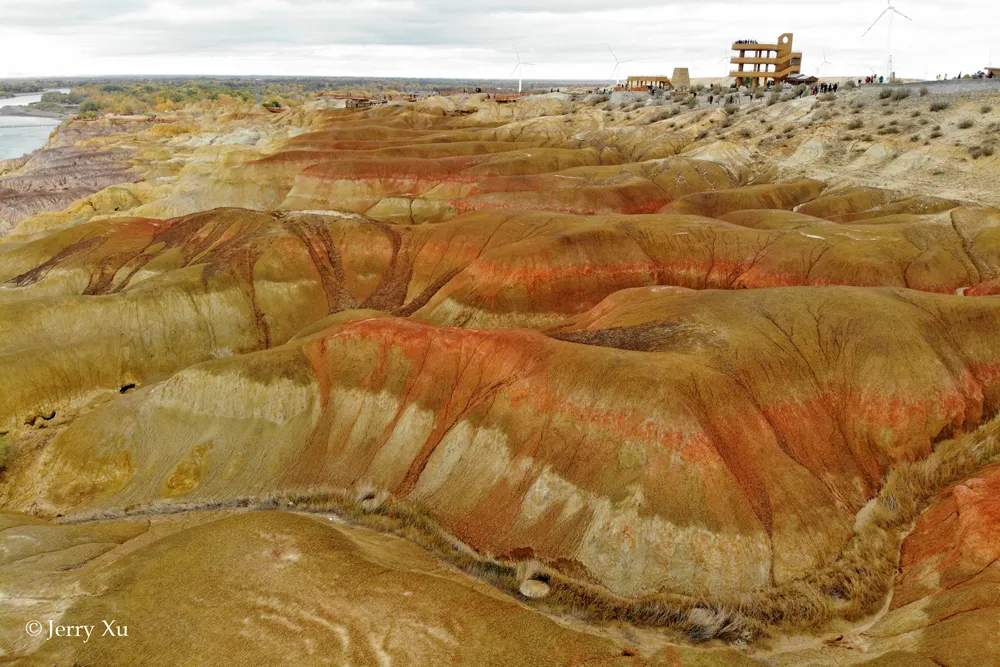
left=120, top=383, right=137, bottom=394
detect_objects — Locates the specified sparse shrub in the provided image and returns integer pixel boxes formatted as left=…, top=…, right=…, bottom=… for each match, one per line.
left=911, top=134, right=920, bottom=142
left=754, top=88, right=765, bottom=99
left=0, top=433, right=9, bottom=473
left=958, top=118, right=975, bottom=129
left=640, top=107, right=678, bottom=125
left=983, top=145, right=996, bottom=157
left=880, top=100, right=891, bottom=107
left=844, top=80, right=857, bottom=90
left=724, top=103, right=739, bottom=116
left=847, top=119, right=863, bottom=130
left=970, top=146, right=984, bottom=159
left=879, top=88, right=893, bottom=100
left=819, top=93, right=836, bottom=102
left=930, top=100, right=950, bottom=112
left=861, top=134, right=875, bottom=142
left=767, top=92, right=779, bottom=107
left=739, top=128, right=752, bottom=138
left=891, top=88, right=911, bottom=101
left=79, top=99, right=100, bottom=115
left=910, top=110, right=921, bottom=118
left=851, top=108, right=862, bottom=115
left=919, top=86, right=929, bottom=97
left=930, top=129, right=943, bottom=139
left=982, top=105, right=993, bottom=114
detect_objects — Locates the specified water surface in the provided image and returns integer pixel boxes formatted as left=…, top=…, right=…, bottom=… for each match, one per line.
left=0, top=89, right=70, bottom=161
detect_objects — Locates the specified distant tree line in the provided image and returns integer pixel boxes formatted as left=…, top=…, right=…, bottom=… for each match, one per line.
left=2, top=75, right=613, bottom=114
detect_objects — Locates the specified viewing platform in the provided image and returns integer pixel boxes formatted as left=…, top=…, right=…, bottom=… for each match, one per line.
left=729, top=33, right=803, bottom=89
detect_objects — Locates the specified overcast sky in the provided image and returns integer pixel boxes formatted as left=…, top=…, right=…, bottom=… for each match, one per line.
left=0, top=0, right=996, bottom=81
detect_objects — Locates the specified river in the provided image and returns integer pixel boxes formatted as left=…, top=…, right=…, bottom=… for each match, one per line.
left=0, top=89, right=71, bottom=161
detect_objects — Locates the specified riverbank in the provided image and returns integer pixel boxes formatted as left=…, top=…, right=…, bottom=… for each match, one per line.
left=0, top=105, right=73, bottom=119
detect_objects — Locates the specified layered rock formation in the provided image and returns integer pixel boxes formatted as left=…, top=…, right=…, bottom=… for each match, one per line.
left=3, top=88, right=1000, bottom=665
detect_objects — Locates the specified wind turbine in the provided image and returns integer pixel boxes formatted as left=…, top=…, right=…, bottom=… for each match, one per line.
left=510, top=43, right=534, bottom=93
left=716, top=45, right=733, bottom=68
left=862, top=0, right=912, bottom=82
left=816, top=49, right=833, bottom=78
left=855, top=63, right=879, bottom=78
left=609, top=47, right=635, bottom=86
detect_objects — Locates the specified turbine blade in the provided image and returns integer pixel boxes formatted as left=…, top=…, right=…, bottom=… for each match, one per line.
left=862, top=8, right=890, bottom=36
left=892, top=8, right=912, bottom=21
left=510, top=64, right=520, bottom=78
left=609, top=47, right=619, bottom=63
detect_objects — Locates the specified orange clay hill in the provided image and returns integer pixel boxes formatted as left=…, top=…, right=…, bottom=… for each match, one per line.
left=3, top=85, right=1000, bottom=666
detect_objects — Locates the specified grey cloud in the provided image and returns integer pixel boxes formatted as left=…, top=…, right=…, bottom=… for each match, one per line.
left=2, top=0, right=994, bottom=77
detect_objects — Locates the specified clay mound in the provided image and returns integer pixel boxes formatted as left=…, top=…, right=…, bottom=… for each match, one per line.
left=284, top=125, right=486, bottom=148
left=2, top=203, right=997, bottom=435
left=414, top=210, right=985, bottom=327
left=719, top=210, right=832, bottom=230
left=277, top=147, right=608, bottom=219
left=0, top=142, right=140, bottom=233
left=456, top=178, right=672, bottom=215
left=10, top=287, right=1000, bottom=606
left=827, top=196, right=962, bottom=223
left=795, top=187, right=900, bottom=219
left=465, top=157, right=731, bottom=196
left=661, top=179, right=826, bottom=217
left=2, top=510, right=691, bottom=666
left=771, top=457, right=1000, bottom=666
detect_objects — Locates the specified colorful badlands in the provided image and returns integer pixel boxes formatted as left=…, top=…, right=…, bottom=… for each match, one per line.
left=2, top=89, right=1000, bottom=665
